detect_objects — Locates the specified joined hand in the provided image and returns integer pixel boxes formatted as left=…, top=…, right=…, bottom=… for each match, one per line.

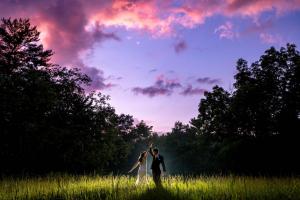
left=149, top=143, right=153, bottom=148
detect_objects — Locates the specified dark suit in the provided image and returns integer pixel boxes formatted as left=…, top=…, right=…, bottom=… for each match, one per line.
left=149, top=147, right=166, bottom=186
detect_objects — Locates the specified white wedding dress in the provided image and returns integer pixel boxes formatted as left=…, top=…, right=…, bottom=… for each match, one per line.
left=135, top=159, right=148, bottom=185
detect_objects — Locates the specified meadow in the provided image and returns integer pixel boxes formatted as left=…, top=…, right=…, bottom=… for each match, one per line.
left=1, top=175, right=299, bottom=200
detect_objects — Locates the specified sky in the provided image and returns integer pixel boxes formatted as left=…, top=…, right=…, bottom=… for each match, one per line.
left=1, top=0, right=300, bottom=133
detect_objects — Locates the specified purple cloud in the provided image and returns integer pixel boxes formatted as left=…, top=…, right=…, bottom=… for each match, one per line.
left=149, top=68, right=157, bottom=73
left=92, top=22, right=121, bottom=42
left=132, top=75, right=181, bottom=97
left=197, top=77, right=220, bottom=84
left=174, top=40, right=187, bottom=53
left=107, top=75, right=123, bottom=81
left=180, top=85, right=206, bottom=96
left=81, top=65, right=116, bottom=92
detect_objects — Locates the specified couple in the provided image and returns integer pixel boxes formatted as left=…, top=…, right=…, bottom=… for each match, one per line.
left=128, top=143, right=166, bottom=187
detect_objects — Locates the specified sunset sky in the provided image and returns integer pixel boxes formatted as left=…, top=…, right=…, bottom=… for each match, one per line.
left=2, top=0, right=300, bottom=133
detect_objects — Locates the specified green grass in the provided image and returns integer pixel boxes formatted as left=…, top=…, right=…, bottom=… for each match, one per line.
left=1, top=175, right=299, bottom=200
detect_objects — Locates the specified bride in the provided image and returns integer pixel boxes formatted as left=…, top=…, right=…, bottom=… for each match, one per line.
left=128, top=151, right=148, bottom=185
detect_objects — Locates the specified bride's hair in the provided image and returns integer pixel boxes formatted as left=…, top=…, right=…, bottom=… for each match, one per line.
left=138, top=151, right=147, bottom=162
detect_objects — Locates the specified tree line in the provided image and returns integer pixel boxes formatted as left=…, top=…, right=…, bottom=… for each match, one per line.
left=0, top=18, right=299, bottom=175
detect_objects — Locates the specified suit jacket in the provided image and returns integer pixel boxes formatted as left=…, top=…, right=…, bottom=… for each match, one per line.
left=149, top=147, right=166, bottom=173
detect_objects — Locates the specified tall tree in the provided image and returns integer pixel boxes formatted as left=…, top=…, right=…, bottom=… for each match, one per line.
left=0, top=18, right=52, bottom=73
left=192, top=86, right=232, bottom=139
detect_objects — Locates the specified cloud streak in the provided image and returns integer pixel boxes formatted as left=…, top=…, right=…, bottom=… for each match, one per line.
left=149, top=68, right=158, bottom=73
left=132, top=75, right=219, bottom=97
left=132, top=75, right=181, bottom=97
left=180, top=85, right=207, bottom=96
left=197, top=77, right=221, bottom=84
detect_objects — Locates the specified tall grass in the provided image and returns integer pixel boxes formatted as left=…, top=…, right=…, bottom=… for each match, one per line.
left=1, top=175, right=299, bottom=200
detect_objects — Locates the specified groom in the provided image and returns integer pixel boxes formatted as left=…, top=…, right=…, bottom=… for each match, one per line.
left=149, top=143, right=166, bottom=187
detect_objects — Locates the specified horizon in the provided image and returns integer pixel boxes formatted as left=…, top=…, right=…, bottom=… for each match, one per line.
left=1, top=0, right=300, bottom=132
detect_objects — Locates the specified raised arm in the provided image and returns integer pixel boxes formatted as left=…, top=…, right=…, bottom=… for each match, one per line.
left=149, top=143, right=154, bottom=157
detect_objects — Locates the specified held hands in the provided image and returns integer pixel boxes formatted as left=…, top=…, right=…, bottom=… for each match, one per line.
left=149, top=143, right=153, bottom=148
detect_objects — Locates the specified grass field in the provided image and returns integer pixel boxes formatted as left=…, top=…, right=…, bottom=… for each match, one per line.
left=1, top=175, right=300, bottom=200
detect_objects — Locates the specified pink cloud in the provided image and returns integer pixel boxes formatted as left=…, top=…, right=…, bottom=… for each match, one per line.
left=0, top=0, right=120, bottom=91
left=89, top=0, right=177, bottom=37
left=242, top=18, right=274, bottom=35
left=1, top=0, right=299, bottom=91
left=259, top=33, right=283, bottom=44
left=2, top=0, right=298, bottom=51
left=88, top=0, right=300, bottom=37
left=2, top=0, right=299, bottom=42
left=215, top=21, right=239, bottom=39
left=225, top=0, right=300, bottom=17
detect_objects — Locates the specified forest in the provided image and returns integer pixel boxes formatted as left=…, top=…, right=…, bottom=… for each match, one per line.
left=1, top=18, right=299, bottom=176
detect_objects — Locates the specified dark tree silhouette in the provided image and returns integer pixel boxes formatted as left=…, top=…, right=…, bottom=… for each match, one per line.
left=191, top=86, right=232, bottom=139
left=0, top=18, right=129, bottom=174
